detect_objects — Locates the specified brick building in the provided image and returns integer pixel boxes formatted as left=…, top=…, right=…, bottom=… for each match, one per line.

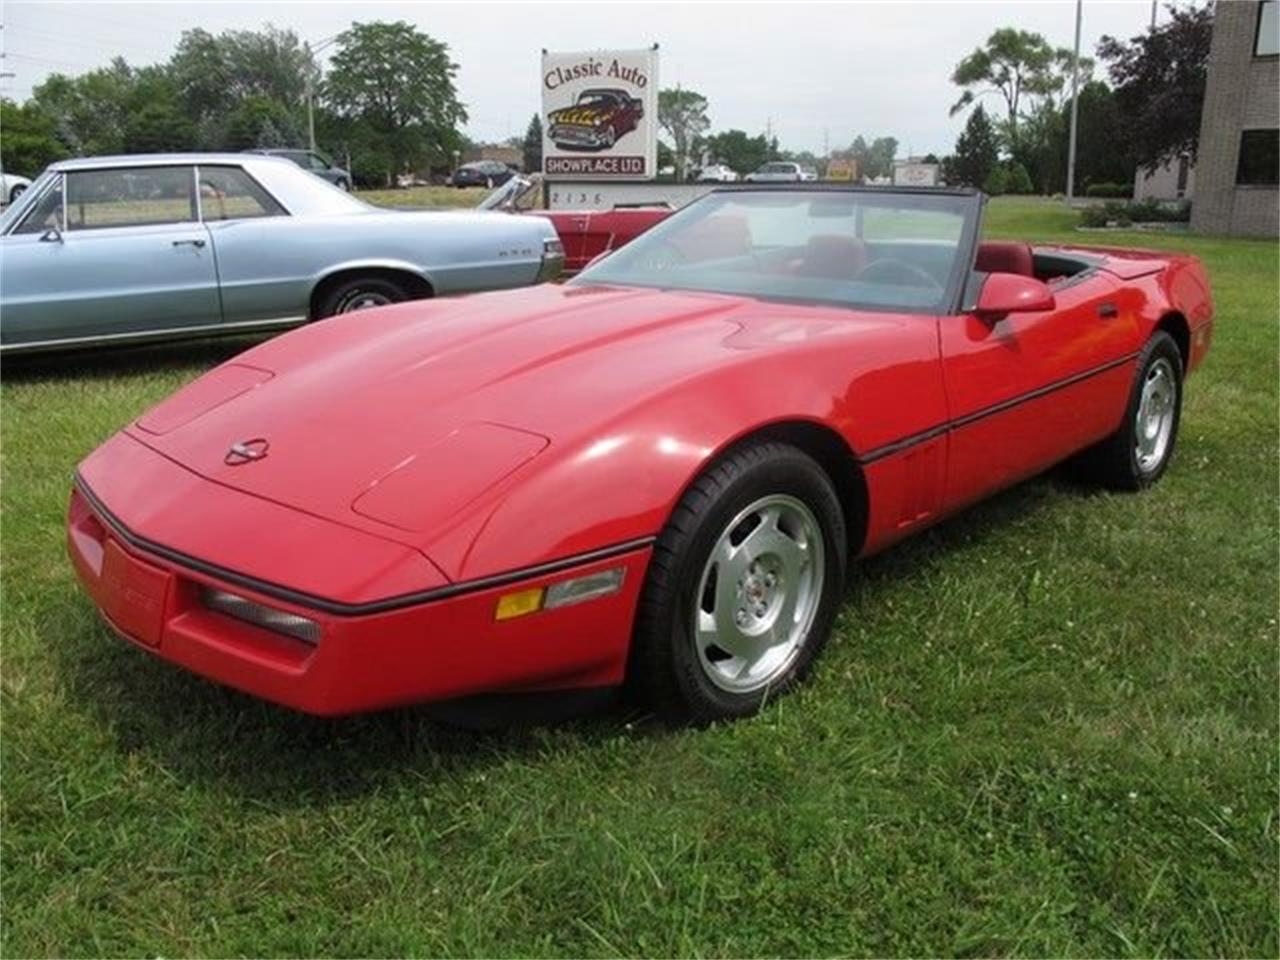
left=1191, top=0, right=1279, bottom=236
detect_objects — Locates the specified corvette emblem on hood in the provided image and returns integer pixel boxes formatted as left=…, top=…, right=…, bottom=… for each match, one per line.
left=225, top=438, right=270, bottom=465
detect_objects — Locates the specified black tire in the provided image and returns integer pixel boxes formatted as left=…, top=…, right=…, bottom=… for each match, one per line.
left=9, top=184, right=25, bottom=203
left=337, top=178, right=351, bottom=192
left=1073, top=330, right=1184, bottom=490
left=315, top=276, right=409, bottom=319
left=629, top=440, right=847, bottom=723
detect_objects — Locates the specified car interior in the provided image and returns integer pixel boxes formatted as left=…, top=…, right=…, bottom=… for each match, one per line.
left=588, top=203, right=1104, bottom=314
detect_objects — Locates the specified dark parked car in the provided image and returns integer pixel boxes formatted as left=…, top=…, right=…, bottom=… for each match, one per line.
left=244, top=149, right=352, bottom=191
left=452, top=160, right=516, bottom=189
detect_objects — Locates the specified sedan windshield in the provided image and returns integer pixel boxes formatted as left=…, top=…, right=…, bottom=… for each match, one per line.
left=573, top=188, right=978, bottom=313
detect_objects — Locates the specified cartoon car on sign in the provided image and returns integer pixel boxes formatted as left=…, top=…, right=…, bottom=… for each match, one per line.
left=547, top=89, right=643, bottom=151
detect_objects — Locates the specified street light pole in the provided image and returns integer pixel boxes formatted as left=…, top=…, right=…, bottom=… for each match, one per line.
left=1065, top=0, right=1084, bottom=206
left=305, top=35, right=339, bottom=153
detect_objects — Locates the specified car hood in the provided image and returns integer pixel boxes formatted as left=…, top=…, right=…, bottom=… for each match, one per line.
left=548, top=105, right=613, bottom=125
left=126, top=283, right=896, bottom=575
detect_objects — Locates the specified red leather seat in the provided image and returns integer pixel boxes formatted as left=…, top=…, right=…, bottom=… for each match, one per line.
left=975, top=241, right=1035, bottom=277
left=792, top=234, right=867, bottom=279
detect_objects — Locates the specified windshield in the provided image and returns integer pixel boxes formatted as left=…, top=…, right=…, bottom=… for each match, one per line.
left=572, top=189, right=979, bottom=314
left=478, top=175, right=540, bottom=211
left=0, top=169, right=56, bottom=232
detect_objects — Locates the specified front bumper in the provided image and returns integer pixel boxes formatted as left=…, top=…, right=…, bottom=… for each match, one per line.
left=68, top=482, right=651, bottom=715
left=549, top=125, right=609, bottom=149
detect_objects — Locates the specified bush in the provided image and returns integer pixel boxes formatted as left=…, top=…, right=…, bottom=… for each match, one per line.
left=983, top=166, right=1009, bottom=196
left=1085, top=182, right=1133, bottom=198
left=1079, top=199, right=1191, bottom=228
left=1005, top=161, right=1035, bottom=195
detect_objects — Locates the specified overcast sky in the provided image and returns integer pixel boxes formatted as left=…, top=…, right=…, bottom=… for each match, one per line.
left=3, top=0, right=1174, bottom=156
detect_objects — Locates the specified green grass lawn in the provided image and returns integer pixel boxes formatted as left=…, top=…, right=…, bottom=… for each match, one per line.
left=2, top=198, right=1276, bottom=957
left=357, top=184, right=489, bottom=209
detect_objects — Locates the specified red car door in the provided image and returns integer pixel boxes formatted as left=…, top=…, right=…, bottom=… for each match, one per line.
left=579, top=209, right=667, bottom=266
left=940, top=243, right=1141, bottom=510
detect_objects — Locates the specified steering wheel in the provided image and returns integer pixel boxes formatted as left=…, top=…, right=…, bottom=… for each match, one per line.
left=855, top=258, right=942, bottom=291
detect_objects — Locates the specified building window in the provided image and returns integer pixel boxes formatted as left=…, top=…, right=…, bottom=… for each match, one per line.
left=1236, top=129, right=1279, bottom=186
left=1257, top=0, right=1279, bottom=56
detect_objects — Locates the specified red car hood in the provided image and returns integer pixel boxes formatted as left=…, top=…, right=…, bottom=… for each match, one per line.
left=126, top=283, right=898, bottom=573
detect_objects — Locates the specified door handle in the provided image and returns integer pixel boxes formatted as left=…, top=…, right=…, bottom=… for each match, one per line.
left=1097, top=302, right=1119, bottom=319
left=173, top=238, right=206, bottom=248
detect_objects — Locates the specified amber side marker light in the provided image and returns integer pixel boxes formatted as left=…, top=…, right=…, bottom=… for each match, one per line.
left=494, top=567, right=625, bottom=621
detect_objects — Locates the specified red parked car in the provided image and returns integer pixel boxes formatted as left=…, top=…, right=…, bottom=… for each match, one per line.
left=68, top=186, right=1213, bottom=722
left=546, top=89, right=645, bottom=151
left=480, top=174, right=669, bottom=274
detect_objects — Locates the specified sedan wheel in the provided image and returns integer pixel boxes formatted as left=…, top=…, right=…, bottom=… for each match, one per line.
left=9, top=184, right=25, bottom=203
left=339, top=291, right=393, bottom=313
left=630, top=440, right=846, bottom=722
left=316, top=276, right=411, bottom=319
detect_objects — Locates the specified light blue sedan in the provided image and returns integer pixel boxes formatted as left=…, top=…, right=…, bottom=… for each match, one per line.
left=0, top=153, right=564, bottom=353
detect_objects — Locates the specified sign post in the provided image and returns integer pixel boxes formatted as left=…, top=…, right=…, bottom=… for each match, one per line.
left=541, top=47, right=659, bottom=180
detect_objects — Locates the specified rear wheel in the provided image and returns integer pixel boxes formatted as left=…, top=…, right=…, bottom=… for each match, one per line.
left=629, top=440, right=846, bottom=723
left=315, top=276, right=410, bottom=318
left=9, top=184, right=25, bottom=203
left=1073, top=331, right=1183, bottom=489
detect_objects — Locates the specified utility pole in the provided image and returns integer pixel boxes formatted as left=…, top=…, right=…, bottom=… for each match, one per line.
left=1064, top=0, right=1084, bottom=206
left=1150, top=0, right=1158, bottom=30
left=306, top=35, right=340, bottom=153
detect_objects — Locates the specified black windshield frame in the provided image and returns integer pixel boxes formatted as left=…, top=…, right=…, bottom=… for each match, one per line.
left=571, top=184, right=986, bottom=316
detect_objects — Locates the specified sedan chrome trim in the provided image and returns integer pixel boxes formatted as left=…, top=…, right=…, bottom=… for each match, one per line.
left=0, top=315, right=307, bottom=354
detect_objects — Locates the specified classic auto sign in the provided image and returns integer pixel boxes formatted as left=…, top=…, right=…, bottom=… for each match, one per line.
left=542, top=47, right=658, bottom=179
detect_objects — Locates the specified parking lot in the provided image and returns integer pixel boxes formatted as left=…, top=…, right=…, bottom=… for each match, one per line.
left=1, top=196, right=1274, bottom=956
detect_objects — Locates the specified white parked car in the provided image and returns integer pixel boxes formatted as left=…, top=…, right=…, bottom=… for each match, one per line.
left=697, top=164, right=739, bottom=183
left=1, top=169, right=32, bottom=205
left=744, top=161, right=804, bottom=183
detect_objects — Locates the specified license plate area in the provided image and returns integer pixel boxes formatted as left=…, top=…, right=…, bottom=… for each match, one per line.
left=100, top=539, right=171, bottom=647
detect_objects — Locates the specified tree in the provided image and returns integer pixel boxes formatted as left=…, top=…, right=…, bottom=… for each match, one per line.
left=32, top=58, right=138, bottom=155
left=323, top=21, right=467, bottom=185
left=984, top=165, right=1010, bottom=196
left=951, top=105, right=1000, bottom=188
left=224, top=95, right=301, bottom=150
left=847, top=135, right=898, bottom=180
left=705, top=128, right=770, bottom=175
left=1097, top=3, right=1213, bottom=171
left=0, top=99, right=68, bottom=175
left=522, top=114, right=542, bottom=173
left=658, top=88, right=710, bottom=182
left=950, top=28, right=1091, bottom=150
left=169, top=25, right=313, bottom=149
left=124, top=101, right=196, bottom=153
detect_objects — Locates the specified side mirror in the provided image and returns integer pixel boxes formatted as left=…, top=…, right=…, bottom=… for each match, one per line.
left=975, top=272, right=1054, bottom=320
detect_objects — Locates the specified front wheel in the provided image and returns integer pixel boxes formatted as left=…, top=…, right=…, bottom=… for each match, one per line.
left=9, top=184, right=25, bottom=203
left=1073, top=331, right=1184, bottom=489
left=629, top=440, right=847, bottom=723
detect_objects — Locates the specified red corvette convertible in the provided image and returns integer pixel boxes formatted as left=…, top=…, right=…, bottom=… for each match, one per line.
left=68, top=186, right=1214, bottom=722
